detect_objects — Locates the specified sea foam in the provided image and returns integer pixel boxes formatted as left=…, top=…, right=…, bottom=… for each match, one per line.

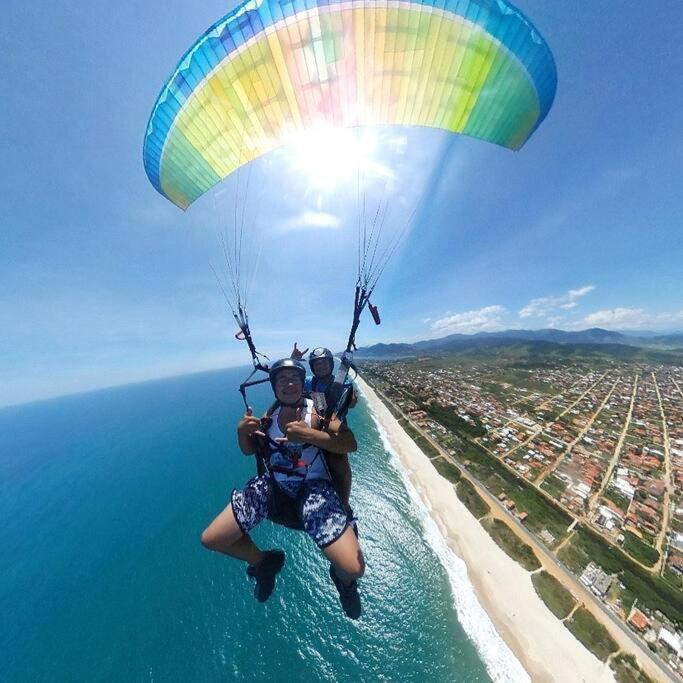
left=363, top=396, right=530, bottom=683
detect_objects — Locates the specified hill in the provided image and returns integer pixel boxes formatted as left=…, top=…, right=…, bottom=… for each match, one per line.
left=355, top=329, right=683, bottom=366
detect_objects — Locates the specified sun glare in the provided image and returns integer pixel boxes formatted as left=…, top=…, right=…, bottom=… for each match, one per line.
left=285, top=125, right=393, bottom=191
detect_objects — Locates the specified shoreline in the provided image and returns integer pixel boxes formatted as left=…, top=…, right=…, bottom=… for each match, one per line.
left=357, top=376, right=616, bottom=683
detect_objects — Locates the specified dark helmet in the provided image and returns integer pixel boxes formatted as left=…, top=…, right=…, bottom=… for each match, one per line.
left=269, top=358, right=306, bottom=392
left=308, top=347, right=334, bottom=375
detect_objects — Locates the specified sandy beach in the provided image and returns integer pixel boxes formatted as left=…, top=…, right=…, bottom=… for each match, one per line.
left=357, top=376, right=617, bottom=683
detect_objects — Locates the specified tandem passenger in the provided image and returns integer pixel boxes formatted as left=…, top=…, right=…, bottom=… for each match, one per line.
left=291, top=344, right=357, bottom=510
left=200, top=359, right=364, bottom=619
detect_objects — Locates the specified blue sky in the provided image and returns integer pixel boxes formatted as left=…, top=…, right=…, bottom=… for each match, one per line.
left=2, top=0, right=682, bottom=407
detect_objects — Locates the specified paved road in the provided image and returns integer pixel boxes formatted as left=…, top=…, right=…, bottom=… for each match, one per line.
left=587, top=373, right=639, bottom=517
left=652, top=371, right=673, bottom=575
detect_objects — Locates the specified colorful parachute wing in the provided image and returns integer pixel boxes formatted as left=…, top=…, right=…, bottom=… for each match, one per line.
left=144, top=0, right=557, bottom=209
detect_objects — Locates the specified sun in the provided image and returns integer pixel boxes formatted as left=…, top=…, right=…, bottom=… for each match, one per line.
left=284, top=125, right=392, bottom=192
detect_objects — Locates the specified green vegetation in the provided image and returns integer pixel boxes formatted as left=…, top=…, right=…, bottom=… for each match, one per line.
left=398, top=417, right=414, bottom=441
left=621, top=531, right=659, bottom=568
left=398, top=417, right=424, bottom=441
left=361, top=340, right=683, bottom=373
left=414, top=436, right=440, bottom=459
left=512, top=400, right=538, bottom=415
left=431, top=457, right=461, bottom=484
left=557, top=541, right=590, bottom=574
left=609, top=653, right=655, bottom=683
left=456, top=479, right=490, bottom=519
left=531, top=571, right=576, bottom=619
left=603, top=487, right=631, bottom=514
left=480, top=381, right=514, bottom=401
left=540, top=474, right=566, bottom=500
left=537, top=406, right=562, bottom=422
left=399, top=418, right=420, bottom=441
left=633, top=488, right=648, bottom=504
left=396, top=416, right=448, bottom=458
left=456, top=442, right=572, bottom=545
left=558, top=526, right=683, bottom=627
left=663, top=568, right=682, bottom=590
left=384, top=400, right=403, bottom=420
left=484, top=368, right=556, bottom=395
left=482, top=518, right=540, bottom=571
left=564, top=607, right=618, bottom=662
left=467, top=342, right=683, bottom=366
left=423, top=403, right=486, bottom=438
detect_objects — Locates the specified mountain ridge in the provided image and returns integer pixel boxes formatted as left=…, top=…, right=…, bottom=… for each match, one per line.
left=355, top=328, right=683, bottom=359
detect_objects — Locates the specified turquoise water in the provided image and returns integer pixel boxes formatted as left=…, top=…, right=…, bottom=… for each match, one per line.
left=1, top=368, right=494, bottom=681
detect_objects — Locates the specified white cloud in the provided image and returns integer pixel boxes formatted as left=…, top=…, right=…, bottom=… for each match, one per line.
left=583, top=308, right=646, bottom=328
left=275, top=210, right=341, bottom=233
left=431, top=305, right=506, bottom=335
left=545, top=316, right=565, bottom=328
left=519, top=285, right=595, bottom=319
left=581, top=308, right=683, bottom=330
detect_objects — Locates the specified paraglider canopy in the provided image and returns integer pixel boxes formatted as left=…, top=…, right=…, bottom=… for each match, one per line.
left=143, top=0, right=557, bottom=210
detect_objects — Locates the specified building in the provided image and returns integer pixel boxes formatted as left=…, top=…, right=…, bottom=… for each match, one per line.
left=613, top=477, right=636, bottom=499
left=592, top=571, right=613, bottom=597
left=627, top=609, right=649, bottom=633
left=658, top=628, right=681, bottom=658
left=580, top=562, right=613, bottom=597
left=595, top=505, right=623, bottom=531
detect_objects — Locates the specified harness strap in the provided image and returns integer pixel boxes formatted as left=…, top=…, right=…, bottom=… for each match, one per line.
left=269, top=464, right=307, bottom=478
left=256, top=401, right=325, bottom=482
left=252, top=403, right=351, bottom=530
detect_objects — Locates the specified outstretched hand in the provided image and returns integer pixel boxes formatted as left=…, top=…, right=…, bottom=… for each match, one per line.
left=238, top=408, right=265, bottom=439
left=274, top=407, right=311, bottom=444
left=290, top=342, right=309, bottom=360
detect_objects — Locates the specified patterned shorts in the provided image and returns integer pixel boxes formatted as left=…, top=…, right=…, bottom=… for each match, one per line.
left=231, top=475, right=349, bottom=549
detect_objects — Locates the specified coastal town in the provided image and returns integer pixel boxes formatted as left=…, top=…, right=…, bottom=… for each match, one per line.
left=360, top=358, right=683, bottom=678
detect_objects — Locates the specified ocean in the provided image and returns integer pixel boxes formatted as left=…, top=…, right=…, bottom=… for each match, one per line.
left=0, top=367, right=522, bottom=682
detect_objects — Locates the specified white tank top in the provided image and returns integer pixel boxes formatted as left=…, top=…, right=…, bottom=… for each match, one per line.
left=267, top=399, right=329, bottom=483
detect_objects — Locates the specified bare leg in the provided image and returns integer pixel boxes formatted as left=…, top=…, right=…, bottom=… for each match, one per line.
left=323, top=526, right=365, bottom=586
left=201, top=503, right=265, bottom=567
left=327, top=454, right=352, bottom=508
